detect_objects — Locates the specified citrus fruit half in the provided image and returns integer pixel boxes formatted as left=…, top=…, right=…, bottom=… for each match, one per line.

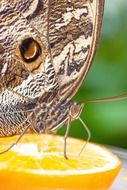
left=0, top=134, right=121, bottom=190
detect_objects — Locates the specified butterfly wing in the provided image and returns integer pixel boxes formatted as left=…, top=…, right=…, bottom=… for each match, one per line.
left=0, top=0, right=58, bottom=96
left=0, top=0, right=59, bottom=136
left=48, top=0, right=105, bottom=100
left=7, top=0, right=104, bottom=101
left=0, top=0, right=105, bottom=136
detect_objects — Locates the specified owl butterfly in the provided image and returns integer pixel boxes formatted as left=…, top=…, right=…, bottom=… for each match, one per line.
left=0, top=0, right=108, bottom=157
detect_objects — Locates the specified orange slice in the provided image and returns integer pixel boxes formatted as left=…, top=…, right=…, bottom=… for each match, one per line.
left=0, top=134, right=121, bottom=190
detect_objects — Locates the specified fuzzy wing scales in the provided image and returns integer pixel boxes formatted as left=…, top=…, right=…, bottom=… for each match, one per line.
left=7, top=0, right=104, bottom=102
left=48, top=0, right=105, bottom=100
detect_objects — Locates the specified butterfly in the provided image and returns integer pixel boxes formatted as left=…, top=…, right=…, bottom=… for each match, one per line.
left=0, top=0, right=105, bottom=157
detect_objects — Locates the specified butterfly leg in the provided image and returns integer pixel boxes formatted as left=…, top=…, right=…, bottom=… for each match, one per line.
left=0, top=123, right=31, bottom=155
left=64, top=117, right=71, bottom=160
left=0, top=112, right=33, bottom=155
left=78, top=117, right=91, bottom=156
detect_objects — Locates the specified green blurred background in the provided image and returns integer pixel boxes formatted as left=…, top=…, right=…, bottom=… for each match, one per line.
left=59, top=0, right=127, bottom=149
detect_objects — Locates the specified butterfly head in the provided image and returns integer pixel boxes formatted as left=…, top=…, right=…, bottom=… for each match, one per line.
left=70, top=103, right=84, bottom=120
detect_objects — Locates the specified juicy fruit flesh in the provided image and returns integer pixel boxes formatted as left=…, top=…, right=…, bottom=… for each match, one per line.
left=0, top=134, right=121, bottom=190
left=0, top=134, right=120, bottom=173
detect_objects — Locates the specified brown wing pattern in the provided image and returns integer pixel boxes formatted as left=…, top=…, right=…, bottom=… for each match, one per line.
left=0, top=0, right=58, bottom=94
left=48, top=0, right=105, bottom=100
left=8, top=0, right=49, bottom=36
left=7, top=0, right=104, bottom=101
left=0, top=0, right=104, bottom=137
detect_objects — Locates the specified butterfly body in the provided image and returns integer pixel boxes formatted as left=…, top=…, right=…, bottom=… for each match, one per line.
left=0, top=0, right=104, bottom=137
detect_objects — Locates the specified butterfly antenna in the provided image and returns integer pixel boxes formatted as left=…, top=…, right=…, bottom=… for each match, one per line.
left=80, top=93, right=127, bottom=103
left=78, top=117, right=91, bottom=156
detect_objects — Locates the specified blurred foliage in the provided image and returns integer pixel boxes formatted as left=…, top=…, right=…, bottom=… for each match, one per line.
left=59, top=0, right=127, bottom=149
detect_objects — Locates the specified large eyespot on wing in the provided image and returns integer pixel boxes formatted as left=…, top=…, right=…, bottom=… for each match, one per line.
left=48, top=0, right=105, bottom=100
left=6, top=0, right=104, bottom=100
left=0, top=1, right=58, bottom=97
left=0, top=1, right=46, bottom=89
left=15, top=36, right=48, bottom=73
